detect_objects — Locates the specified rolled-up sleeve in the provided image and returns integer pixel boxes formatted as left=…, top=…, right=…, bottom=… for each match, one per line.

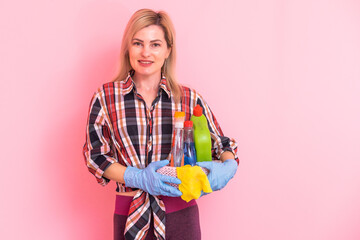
left=83, top=92, right=117, bottom=186
left=195, top=92, right=239, bottom=164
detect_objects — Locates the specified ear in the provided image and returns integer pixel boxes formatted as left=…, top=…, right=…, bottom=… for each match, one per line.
left=165, top=47, right=171, bottom=59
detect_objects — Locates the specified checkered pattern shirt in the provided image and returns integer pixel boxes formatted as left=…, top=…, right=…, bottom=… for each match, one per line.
left=83, top=73, right=238, bottom=239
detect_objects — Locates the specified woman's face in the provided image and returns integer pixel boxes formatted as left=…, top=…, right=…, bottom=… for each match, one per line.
left=129, top=25, right=171, bottom=80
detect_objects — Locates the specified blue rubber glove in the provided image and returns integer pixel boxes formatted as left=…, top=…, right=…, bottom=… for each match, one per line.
left=197, top=159, right=238, bottom=191
left=124, top=160, right=182, bottom=197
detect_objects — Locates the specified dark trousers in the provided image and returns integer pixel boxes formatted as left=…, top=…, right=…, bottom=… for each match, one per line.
left=114, top=199, right=201, bottom=240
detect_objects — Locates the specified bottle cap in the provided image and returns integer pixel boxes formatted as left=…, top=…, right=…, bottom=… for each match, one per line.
left=174, top=111, right=185, bottom=118
left=174, top=111, right=185, bottom=128
left=184, top=120, right=193, bottom=128
left=193, top=105, right=203, bottom=117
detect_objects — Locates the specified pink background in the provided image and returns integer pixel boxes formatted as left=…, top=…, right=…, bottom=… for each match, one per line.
left=1, top=0, right=360, bottom=239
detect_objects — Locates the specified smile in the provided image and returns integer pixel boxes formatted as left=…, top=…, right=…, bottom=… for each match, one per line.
left=138, top=60, right=154, bottom=67
left=138, top=60, right=153, bottom=64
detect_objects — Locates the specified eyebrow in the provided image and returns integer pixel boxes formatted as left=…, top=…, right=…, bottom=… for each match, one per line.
left=132, top=38, right=163, bottom=43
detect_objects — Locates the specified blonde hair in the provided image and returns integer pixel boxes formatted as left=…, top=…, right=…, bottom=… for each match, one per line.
left=113, top=9, right=182, bottom=102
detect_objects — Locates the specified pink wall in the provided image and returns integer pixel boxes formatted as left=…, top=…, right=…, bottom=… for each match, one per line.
left=1, top=0, right=360, bottom=239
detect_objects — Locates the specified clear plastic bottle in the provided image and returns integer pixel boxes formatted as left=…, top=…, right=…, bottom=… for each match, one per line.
left=171, top=111, right=185, bottom=167
left=183, top=121, right=197, bottom=166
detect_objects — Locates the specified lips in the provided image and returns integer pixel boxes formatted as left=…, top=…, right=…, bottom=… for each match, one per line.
left=138, top=60, right=154, bottom=67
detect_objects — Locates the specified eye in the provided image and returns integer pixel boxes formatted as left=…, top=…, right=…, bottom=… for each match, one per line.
left=151, top=43, right=161, bottom=47
left=132, top=41, right=142, bottom=46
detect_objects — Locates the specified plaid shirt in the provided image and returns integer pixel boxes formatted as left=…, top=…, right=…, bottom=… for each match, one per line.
left=83, top=73, right=238, bottom=239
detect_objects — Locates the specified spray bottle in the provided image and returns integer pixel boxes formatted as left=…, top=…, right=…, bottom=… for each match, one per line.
left=171, top=111, right=185, bottom=167
left=183, top=120, right=197, bottom=166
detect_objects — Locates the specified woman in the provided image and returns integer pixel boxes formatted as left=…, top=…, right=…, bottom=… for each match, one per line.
left=83, top=9, right=238, bottom=240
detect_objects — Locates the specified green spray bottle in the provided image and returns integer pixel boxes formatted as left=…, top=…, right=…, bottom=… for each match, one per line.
left=190, top=104, right=212, bottom=162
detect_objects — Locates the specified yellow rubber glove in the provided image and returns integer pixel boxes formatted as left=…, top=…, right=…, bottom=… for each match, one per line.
left=176, top=165, right=213, bottom=202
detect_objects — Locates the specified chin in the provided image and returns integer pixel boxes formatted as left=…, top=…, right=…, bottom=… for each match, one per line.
left=134, top=69, right=159, bottom=78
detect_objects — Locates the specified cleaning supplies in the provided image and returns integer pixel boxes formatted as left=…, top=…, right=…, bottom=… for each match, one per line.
left=190, top=105, right=212, bottom=162
left=176, top=165, right=212, bottom=202
left=183, top=120, right=197, bottom=166
left=156, top=165, right=212, bottom=202
left=171, top=111, right=185, bottom=167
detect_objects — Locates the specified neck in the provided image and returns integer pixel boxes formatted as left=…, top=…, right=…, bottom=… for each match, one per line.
left=132, top=72, right=161, bottom=92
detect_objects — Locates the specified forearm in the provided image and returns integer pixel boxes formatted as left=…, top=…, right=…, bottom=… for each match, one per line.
left=220, top=151, right=235, bottom=162
left=103, top=162, right=127, bottom=183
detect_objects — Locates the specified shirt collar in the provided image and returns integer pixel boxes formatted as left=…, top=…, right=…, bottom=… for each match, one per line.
left=120, top=72, right=135, bottom=95
left=121, top=72, right=171, bottom=98
left=159, top=74, right=171, bottom=98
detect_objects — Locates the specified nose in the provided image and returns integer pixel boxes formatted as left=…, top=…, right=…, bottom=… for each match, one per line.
left=141, top=45, right=151, bottom=57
